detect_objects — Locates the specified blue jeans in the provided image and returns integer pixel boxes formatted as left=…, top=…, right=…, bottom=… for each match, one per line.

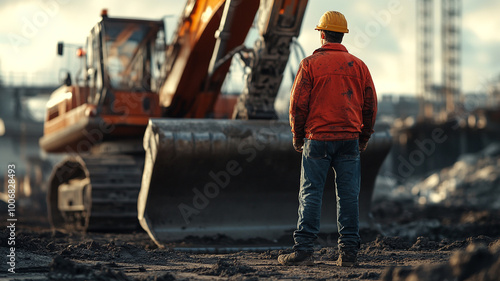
left=293, top=139, right=361, bottom=252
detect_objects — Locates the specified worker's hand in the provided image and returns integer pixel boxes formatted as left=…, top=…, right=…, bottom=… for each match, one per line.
left=359, top=141, right=368, bottom=153
left=293, top=138, right=304, bottom=153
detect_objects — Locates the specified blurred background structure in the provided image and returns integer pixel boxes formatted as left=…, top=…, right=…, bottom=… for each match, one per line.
left=0, top=73, right=56, bottom=212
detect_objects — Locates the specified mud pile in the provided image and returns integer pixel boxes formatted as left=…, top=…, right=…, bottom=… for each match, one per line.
left=381, top=240, right=500, bottom=281
left=189, top=258, right=255, bottom=277
left=410, top=143, right=500, bottom=208
left=48, top=255, right=179, bottom=281
left=48, top=255, right=132, bottom=281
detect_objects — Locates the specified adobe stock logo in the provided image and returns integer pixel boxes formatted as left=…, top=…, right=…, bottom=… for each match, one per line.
left=8, top=0, right=71, bottom=53
left=346, top=0, right=403, bottom=52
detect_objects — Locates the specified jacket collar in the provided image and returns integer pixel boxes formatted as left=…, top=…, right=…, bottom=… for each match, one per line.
left=313, top=43, right=348, bottom=55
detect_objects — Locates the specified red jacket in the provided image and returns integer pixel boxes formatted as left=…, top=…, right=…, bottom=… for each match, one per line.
left=289, top=43, right=377, bottom=143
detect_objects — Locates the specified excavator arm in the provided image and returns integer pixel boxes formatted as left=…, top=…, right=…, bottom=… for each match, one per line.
left=159, top=0, right=260, bottom=118
left=158, top=0, right=309, bottom=120
left=233, top=0, right=308, bottom=119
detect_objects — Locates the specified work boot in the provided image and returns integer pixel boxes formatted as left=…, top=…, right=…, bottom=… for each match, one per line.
left=278, top=250, right=314, bottom=266
left=337, top=250, right=357, bottom=267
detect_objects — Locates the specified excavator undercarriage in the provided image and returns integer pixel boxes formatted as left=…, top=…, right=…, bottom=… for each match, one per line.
left=47, top=153, right=144, bottom=232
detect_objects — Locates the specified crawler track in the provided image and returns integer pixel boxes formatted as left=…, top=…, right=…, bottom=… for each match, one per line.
left=47, top=154, right=144, bottom=232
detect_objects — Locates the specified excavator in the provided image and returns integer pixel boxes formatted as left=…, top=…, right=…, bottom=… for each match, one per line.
left=40, top=0, right=391, bottom=247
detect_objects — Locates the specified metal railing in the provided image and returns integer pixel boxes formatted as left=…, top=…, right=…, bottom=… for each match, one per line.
left=0, top=72, right=59, bottom=87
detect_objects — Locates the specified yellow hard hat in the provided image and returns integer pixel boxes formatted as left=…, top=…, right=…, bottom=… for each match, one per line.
left=315, top=11, right=349, bottom=33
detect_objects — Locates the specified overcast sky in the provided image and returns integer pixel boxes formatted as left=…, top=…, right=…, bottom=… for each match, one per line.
left=1, top=0, right=499, bottom=96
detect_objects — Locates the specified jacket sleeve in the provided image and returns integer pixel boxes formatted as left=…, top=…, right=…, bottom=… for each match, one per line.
left=360, top=66, right=377, bottom=143
left=289, top=60, right=312, bottom=140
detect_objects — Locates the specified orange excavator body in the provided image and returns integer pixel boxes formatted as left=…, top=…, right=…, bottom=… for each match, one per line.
left=41, top=1, right=392, bottom=246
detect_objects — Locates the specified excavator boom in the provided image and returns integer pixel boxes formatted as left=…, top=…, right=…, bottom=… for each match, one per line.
left=159, top=0, right=260, bottom=118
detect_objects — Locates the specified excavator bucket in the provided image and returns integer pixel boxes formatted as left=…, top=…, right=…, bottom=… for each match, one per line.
left=138, top=119, right=392, bottom=247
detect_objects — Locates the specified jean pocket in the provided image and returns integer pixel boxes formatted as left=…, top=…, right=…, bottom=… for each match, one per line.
left=304, top=139, right=327, bottom=159
left=340, top=140, right=360, bottom=160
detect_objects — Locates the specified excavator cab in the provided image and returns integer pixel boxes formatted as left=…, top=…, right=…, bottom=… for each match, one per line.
left=42, top=13, right=165, bottom=232
left=100, top=18, right=165, bottom=92
left=40, top=14, right=165, bottom=153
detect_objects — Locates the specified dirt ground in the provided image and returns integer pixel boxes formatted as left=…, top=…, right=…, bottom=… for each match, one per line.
left=2, top=198, right=500, bottom=281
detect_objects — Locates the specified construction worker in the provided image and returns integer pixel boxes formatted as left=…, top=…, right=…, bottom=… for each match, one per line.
left=278, top=11, right=377, bottom=267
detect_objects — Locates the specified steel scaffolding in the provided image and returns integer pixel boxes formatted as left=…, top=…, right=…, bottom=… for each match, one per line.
left=417, top=0, right=461, bottom=119
left=417, top=0, right=435, bottom=118
left=442, top=0, right=462, bottom=114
